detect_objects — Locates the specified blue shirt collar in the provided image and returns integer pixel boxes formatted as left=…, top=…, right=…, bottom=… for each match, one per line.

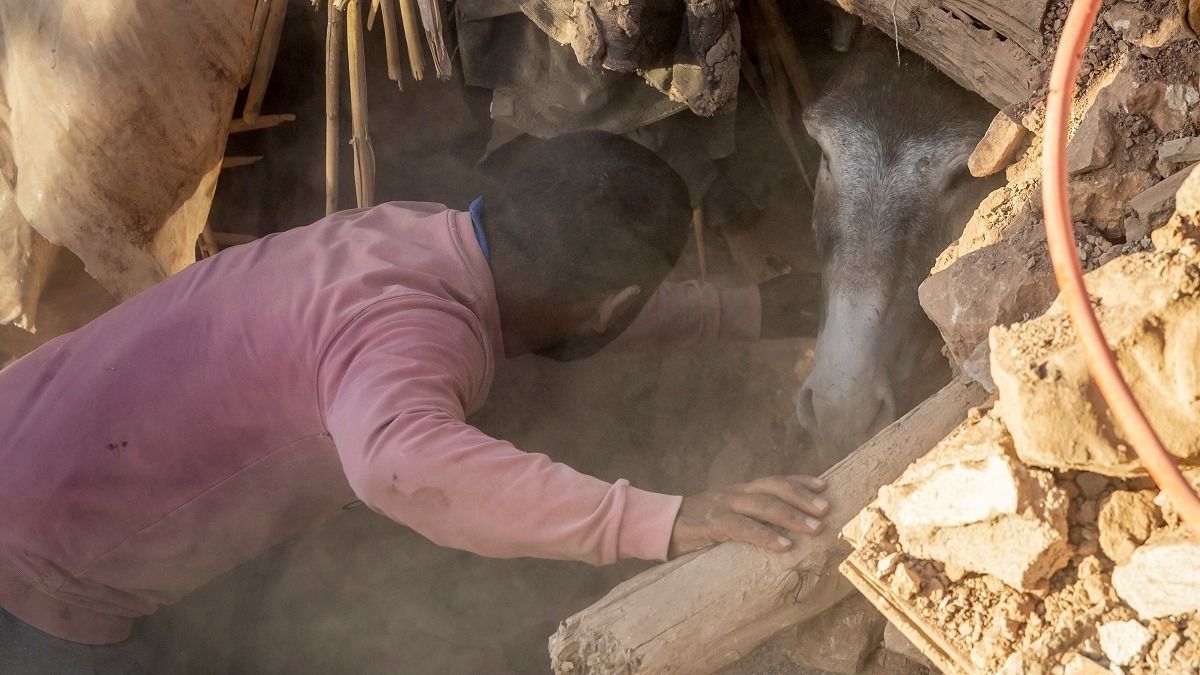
left=468, top=196, right=490, bottom=263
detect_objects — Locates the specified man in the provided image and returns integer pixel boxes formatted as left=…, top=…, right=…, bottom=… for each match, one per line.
left=0, top=132, right=827, bottom=672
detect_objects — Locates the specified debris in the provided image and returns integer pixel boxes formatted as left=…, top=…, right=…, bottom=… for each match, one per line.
left=881, top=622, right=932, bottom=668
left=875, top=413, right=1071, bottom=590
left=920, top=214, right=1058, bottom=367
left=890, top=561, right=922, bottom=599
left=1075, top=472, right=1109, bottom=501
left=1097, top=490, right=1161, bottom=564
left=1097, top=619, right=1152, bottom=666
left=969, top=113, right=1030, bottom=177
left=346, top=0, right=376, bottom=207
left=1157, top=136, right=1200, bottom=166
left=782, top=595, right=886, bottom=674
left=1062, top=653, right=1110, bottom=674
left=1127, top=161, right=1199, bottom=240
left=1066, top=110, right=1114, bottom=176
left=1111, top=530, right=1200, bottom=619
left=991, top=244, right=1200, bottom=477
left=398, top=0, right=426, bottom=81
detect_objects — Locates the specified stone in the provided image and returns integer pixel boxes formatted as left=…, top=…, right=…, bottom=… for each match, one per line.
left=1127, top=162, right=1199, bottom=240
left=1067, top=110, right=1115, bottom=175
left=1158, top=136, right=1200, bottom=166
left=969, top=112, right=1030, bottom=177
left=1097, top=490, right=1161, bottom=564
left=1098, top=619, right=1152, bottom=666
left=991, top=243, right=1200, bottom=477
left=1063, top=653, right=1111, bottom=675
left=783, top=595, right=886, bottom=674
left=891, top=562, right=922, bottom=599
left=876, top=413, right=1071, bottom=590
left=1153, top=164, right=1200, bottom=251
left=920, top=213, right=1059, bottom=368
left=1112, top=530, right=1200, bottom=619
left=1075, top=473, right=1109, bottom=500
left=1070, top=169, right=1154, bottom=238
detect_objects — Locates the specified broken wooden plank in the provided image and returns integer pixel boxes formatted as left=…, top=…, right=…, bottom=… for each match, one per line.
left=826, top=0, right=1048, bottom=109
left=840, top=552, right=972, bottom=675
left=220, top=155, right=264, bottom=170
left=548, top=377, right=990, bottom=674
left=228, top=113, right=296, bottom=134
left=416, top=0, right=452, bottom=80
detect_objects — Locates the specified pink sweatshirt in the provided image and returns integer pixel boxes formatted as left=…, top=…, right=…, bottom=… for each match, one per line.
left=0, top=202, right=760, bottom=645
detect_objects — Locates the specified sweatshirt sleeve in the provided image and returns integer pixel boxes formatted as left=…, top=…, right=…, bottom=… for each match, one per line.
left=317, top=295, right=681, bottom=565
left=604, top=280, right=762, bottom=353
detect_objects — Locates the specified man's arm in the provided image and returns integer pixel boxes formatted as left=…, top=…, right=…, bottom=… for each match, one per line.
left=318, top=295, right=830, bottom=565
left=606, top=272, right=820, bottom=352
left=318, top=296, right=681, bottom=565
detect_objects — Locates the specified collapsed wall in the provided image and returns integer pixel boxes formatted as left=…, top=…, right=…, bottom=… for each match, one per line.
left=842, top=164, right=1200, bottom=675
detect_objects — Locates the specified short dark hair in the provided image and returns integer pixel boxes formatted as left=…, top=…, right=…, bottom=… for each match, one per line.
left=487, top=131, right=692, bottom=306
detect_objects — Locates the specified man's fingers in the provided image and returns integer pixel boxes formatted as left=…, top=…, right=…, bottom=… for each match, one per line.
left=728, top=493, right=824, bottom=535
left=717, top=514, right=793, bottom=552
left=742, top=476, right=831, bottom=518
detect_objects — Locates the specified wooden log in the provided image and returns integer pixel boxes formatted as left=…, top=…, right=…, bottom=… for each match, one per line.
left=325, top=2, right=344, bottom=215
left=346, top=0, right=376, bottom=208
left=243, top=0, right=289, bottom=124
left=825, top=0, right=1049, bottom=109
left=547, top=377, right=990, bottom=674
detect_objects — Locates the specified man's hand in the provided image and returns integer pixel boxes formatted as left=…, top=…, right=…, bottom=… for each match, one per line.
left=668, top=476, right=829, bottom=559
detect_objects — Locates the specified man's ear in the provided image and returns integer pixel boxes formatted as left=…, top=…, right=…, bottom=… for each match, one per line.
left=588, top=285, right=642, bottom=334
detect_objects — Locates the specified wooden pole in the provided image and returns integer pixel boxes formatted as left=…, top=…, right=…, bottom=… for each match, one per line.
left=346, top=0, right=376, bottom=208
left=398, top=0, right=426, bottom=81
left=325, top=2, right=344, bottom=215
left=243, top=0, right=289, bottom=124
left=379, top=0, right=405, bottom=89
left=548, top=377, right=989, bottom=674
left=241, top=0, right=273, bottom=88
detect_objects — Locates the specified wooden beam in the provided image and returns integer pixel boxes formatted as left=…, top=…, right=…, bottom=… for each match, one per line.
left=827, top=0, right=1049, bottom=109
left=548, top=377, right=989, bottom=674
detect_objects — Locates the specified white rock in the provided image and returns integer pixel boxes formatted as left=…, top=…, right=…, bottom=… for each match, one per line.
left=1112, top=531, right=1200, bottom=619
left=1098, top=620, right=1152, bottom=666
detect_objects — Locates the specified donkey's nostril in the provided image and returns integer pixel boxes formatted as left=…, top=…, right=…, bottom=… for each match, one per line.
left=795, top=385, right=817, bottom=430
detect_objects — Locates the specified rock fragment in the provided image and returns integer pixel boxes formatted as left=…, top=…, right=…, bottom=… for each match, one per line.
left=1097, top=490, right=1161, bottom=564
left=1127, top=162, right=1199, bottom=240
left=882, top=622, right=932, bottom=668
left=969, top=113, right=1030, bottom=177
left=1097, top=619, right=1152, bottom=666
left=890, top=562, right=922, bottom=599
left=919, top=214, right=1058, bottom=367
left=1158, top=136, right=1200, bottom=166
left=783, top=595, right=885, bottom=674
left=875, top=414, right=1071, bottom=590
left=1066, top=110, right=1115, bottom=175
left=1112, top=530, right=1200, bottom=619
left=991, top=243, right=1200, bottom=477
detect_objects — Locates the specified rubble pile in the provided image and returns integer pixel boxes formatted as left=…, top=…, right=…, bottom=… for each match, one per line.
left=844, top=220, right=1200, bottom=673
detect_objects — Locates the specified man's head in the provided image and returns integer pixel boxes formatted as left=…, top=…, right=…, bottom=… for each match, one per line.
left=486, top=131, right=692, bottom=360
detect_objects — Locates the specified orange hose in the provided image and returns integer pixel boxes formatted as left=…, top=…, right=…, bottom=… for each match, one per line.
left=1042, top=0, right=1200, bottom=538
